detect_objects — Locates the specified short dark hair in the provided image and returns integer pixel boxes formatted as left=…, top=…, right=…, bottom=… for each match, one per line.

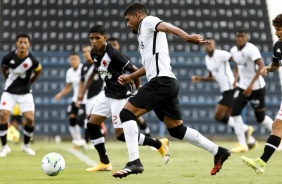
left=107, top=37, right=119, bottom=42
left=16, top=33, right=30, bottom=41
left=70, top=52, right=79, bottom=56
left=89, top=25, right=106, bottom=35
left=124, top=2, right=148, bottom=16
left=272, top=14, right=282, bottom=27
left=236, top=28, right=247, bottom=34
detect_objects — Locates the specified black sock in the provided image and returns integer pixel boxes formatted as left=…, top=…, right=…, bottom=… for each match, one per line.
left=117, top=133, right=161, bottom=149
left=220, top=116, right=229, bottom=124
left=87, top=123, right=109, bottom=164
left=84, top=128, right=90, bottom=143
left=23, top=125, right=34, bottom=144
left=0, top=124, right=8, bottom=146
left=260, top=135, right=281, bottom=163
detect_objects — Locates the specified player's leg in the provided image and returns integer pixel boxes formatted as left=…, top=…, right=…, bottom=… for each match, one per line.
left=19, top=93, right=36, bottom=155
left=136, top=116, right=151, bottom=137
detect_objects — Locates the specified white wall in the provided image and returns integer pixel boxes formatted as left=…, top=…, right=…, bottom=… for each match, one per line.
left=266, top=0, right=282, bottom=44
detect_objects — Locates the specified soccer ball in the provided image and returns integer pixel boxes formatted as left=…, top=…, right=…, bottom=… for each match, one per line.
left=41, top=152, right=65, bottom=176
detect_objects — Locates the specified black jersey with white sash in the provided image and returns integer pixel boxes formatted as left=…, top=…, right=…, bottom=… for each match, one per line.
left=2, top=51, right=40, bottom=94
left=272, top=41, right=282, bottom=65
left=90, top=44, right=133, bottom=99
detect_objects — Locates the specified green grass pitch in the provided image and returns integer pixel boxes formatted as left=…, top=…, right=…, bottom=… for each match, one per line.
left=0, top=140, right=281, bottom=184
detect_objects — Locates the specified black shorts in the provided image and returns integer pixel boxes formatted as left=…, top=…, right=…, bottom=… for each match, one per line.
left=10, top=115, right=23, bottom=124
left=218, top=89, right=235, bottom=107
left=231, top=87, right=265, bottom=116
left=67, top=102, right=86, bottom=126
left=128, top=77, right=182, bottom=121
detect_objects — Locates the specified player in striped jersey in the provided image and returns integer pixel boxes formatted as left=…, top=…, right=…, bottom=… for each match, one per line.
left=0, top=33, right=42, bottom=157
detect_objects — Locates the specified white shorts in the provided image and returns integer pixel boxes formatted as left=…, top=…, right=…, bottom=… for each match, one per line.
left=86, top=90, right=104, bottom=115
left=91, top=92, right=127, bottom=128
left=276, top=102, right=282, bottom=120
left=0, top=92, right=35, bottom=113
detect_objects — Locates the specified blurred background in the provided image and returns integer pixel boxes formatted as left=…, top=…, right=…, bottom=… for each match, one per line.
left=0, top=0, right=281, bottom=140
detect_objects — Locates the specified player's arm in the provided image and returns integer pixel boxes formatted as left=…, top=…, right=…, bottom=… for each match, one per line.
left=128, top=65, right=141, bottom=89
left=1, top=65, right=8, bottom=79
left=78, top=71, right=95, bottom=101
left=30, top=64, right=42, bottom=84
left=156, top=22, right=209, bottom=44
left=261, top=61, right=280, bottom=76
left=191, top=71, right=214, bottom=83
left=55, top=83, right=72, bottom=101
left=118, top=66, right=146, bottom=86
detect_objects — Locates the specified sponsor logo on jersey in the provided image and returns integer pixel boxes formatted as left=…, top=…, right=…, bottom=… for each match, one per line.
left=97, top=67, right=112, bottom=79
left=10, top=60, right=15, bottom=64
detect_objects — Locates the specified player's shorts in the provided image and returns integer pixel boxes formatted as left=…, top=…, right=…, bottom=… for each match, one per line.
left=0, top=92, right=35, bottom=113
left=10, top=115, right=23, bottom=124
left=86, top=90, right=104, bottom=115
left=90, top=92, right=127, bottom=129
left=232, top=87, right=265, bottom=116
left=67, top=102, right=86, bottom=126
left=275, top=102, right=282, bottom=120
left=218, top=89, right=235, bottom=107
left=128, top=76, right=182, bottom=121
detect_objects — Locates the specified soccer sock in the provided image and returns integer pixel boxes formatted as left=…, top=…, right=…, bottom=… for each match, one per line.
left=0, top=124, right=8, bottom=146
left=260, top=135, right=281, bottom=163
left=220, top=115, right=229, bottom=124
left=69, top=118, right=78, bottom=140
left=138, top=119, right=151, bottom=137
left=87, top=123, right=109, bottom=164
left=122, top=120, right=139, bottom=162
left=84, top=128, right=90, bottom=143
left=261, top=115, right=273, bottom=132
left=139, top=133, right=161, bottom=149
left=74, top=124, right=82, bottom=140
left=229, top=115, right=247, bottom=146
left=183, top=127, right=219, bottom=156
left=23, top=125, right=34, bottom=145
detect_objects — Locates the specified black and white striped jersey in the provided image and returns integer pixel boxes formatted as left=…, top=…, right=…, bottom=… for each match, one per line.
left=91, top=44, right=134, bottom=99
left=80, top=62, right=104, bottom=99
left=1, top=51, right=40, bottom=94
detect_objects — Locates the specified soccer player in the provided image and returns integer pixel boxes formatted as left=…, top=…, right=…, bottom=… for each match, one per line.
left=227, top=29, right=273, bottom=153
left=113, top=2, right=231, bottom=178
left=0, top=33, right=42, bottom=157
left=241, top=13, right=282, bottom=174
left=55, top=53, right=87, bottom=148
left=78, top=25, right=170, bottom=172
left=107, top=37, right=151, bottom=137
left=191, top=39, right=257, bottom=149
left=79, top=45, right=106, bottom=145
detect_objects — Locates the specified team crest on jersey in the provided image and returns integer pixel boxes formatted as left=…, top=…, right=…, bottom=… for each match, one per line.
left=2, top=101, right=6, bottom=106
left=23, top=63, right=28, bottom=68
left=102, top=60, right=107, bottom=66
left=83, top=66, right=88, bottom=71
left=277, top=48, right=281, bottom=53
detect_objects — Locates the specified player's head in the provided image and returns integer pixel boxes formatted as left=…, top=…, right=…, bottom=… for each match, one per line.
left=235, top=29, right=248, bottom=47
left=16, top=33, right=31, bottom=54
left=205, top=39, right=216, bottom=53
left=124, top=2, right=148, bottom=34
left=272, top=13, right=282, bottom=41
left=107, top=37, right=121, bottom=51
left=82, top=45, right=92, bottom=61
left=69, top=52, right=81, bottom=69
left=89, top=25, right=107, bottom=52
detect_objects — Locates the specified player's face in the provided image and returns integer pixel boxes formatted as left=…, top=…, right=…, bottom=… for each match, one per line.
left=69, top=55, right=80, bottom=69
left=125, top=13, right=139, bottom=34
left=16, top=37, right=30, bottom=54
left=82, top=46, right=92, bottom=61
left=108, top=40, right=120, bottom=51
left=274, top=26, right=282, bottom=41
left=205, top=41, right=215, bottom=53
left=89, top=33, right=107, bottom=52
left=235, top=32, right=248, bottom=47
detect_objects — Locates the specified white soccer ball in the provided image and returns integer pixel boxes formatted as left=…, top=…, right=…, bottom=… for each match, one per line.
left=41, top=152, right=65, bottom=176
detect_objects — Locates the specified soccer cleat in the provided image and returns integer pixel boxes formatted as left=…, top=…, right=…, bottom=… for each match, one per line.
left=157, top=138, right=170, bottom=164
left=245, top=125, right=254, bottom=144
left=72, top=139, right=87, bottom=147
left=230, top=144, right=248, bottom=153
left=0, top=145, right=11, bottom=157
left=21, top=144, right=36, bottom=155
left=113, top=159, right=144, bottom=179
left=241, top=156, right=266, bottom=174
left=247, top=141, right=259, bottom=150
left=86, top=162, right=112, bottom=172
left=210, top=147, right=231, bottom=175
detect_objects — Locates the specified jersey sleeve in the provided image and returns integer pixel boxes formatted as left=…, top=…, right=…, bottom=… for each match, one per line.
left=143, top=16, right=163, bottom=32
left=80, top=65, right=85, bottom=82
left=65, top=69, right=72, bottom=84
left=272, top=41, right=280, bottom=64
left=111, top=51, right=133, bottom=71
left=1, top=52, right=12, bottom=68
left=221, top=50, right=232, bottom=61
left=249, top=44, right=262, bottom=62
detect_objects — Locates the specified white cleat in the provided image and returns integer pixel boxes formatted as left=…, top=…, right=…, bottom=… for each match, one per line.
left=72, top=139, right=87, bottom=147
left=0, top=145, right=11, bottom=157
left=21, top=144, right=36, bottom=156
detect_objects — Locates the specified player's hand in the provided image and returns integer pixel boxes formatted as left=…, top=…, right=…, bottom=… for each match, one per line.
left=75, top=101, right=80, bottom=108
left=243, top=86, right=253, bottom=97
left=118, top=74, right=131, bottom=85
left=186, top=34, right=210, bottom=44
left=191, top=76, right=201, bottom=83
left=54, top=93, right=61, bottom=101
left=260, top=66, right=268, bottom=76
left=232, top=82, right=237, bottom=88
left=77, top=92, right=84, bottom=101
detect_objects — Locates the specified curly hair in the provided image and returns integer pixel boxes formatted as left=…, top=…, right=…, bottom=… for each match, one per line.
left=272, top=13, right=282, bottom=27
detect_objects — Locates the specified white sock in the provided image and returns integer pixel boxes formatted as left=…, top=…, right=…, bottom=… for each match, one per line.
left=69, top=126, right=77, bottom=140
left=122, top=120, right=139, bottom=162
left=242, top=124, right=249, bottom=132
left=248, top=136, right=255, bottom=144
left=138, top=133, right=145, bottom=146
left=232, top=115, right=247, bottom=146
left=261, top=115, right=273, bottom=132
left=183, top=127, right=218, bottom=156
left=74, top=125, right=82, bottom=140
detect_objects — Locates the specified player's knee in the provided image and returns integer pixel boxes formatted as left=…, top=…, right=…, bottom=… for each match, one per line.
left=120, top=108, right=137, bottom=123
left=116, top=133, right=125, bottom=142
left=255, top=111, right=265, bottom=123
left=167, top=124, right=187, bottom=140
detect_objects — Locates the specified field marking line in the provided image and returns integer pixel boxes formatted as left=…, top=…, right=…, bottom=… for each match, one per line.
left=66, top=148, right=97, bottom=166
